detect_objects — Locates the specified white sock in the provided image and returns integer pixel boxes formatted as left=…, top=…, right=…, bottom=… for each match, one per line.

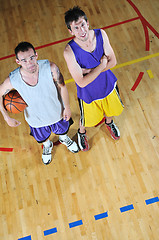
left=43, top=139, right=52, bottom=148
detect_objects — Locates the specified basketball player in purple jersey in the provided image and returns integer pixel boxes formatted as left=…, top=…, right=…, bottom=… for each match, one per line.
left=0, top=42, right=79, bottom=164
left=64, top=6, right=124, bottom=151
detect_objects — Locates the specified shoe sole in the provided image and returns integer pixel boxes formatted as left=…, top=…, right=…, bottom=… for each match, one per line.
left=110, top=135, right=120, bottom=140
left=80, top=147, right=89, bottom=152
left=70, top=149, right=79, bottom=153
left=42, top=157, right=52, bottom=165
left=78, top=142, right=89, bottom=151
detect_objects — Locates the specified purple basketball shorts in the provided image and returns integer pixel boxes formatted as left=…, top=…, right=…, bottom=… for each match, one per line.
left=29, top=118, right=73, bottom=143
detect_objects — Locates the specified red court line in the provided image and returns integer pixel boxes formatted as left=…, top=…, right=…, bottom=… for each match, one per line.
left=141, top=20, right=150, bottom=51
left=102, top=17, right=139, bottom=30
left=0, top=17, right=139, bottom=62
left=131, top=72, right=144, bottom=91
left=0, top=147, right=13, bottom=152
left=127, top=0, right=159, bottom=51
left=0, top=54, right=15, bottom=61
left=35, top=36, right=73, bottom=50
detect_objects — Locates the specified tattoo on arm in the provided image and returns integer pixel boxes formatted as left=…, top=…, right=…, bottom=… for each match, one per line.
left=51, top=71, right=54, bottom=78
left=51, top=65, right=65, bottom=87
left=56, top=67, right=64, bottom=86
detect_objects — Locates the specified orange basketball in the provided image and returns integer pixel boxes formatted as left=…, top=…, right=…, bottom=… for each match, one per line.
left=3, top=90, right=27, bottom=114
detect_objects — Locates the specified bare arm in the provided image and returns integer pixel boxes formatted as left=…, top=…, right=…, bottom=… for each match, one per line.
left=50, top=62, right=71, bottom=121
left=0, top=77, right=21, bottom=127
left=101, top=29, right=117, bottom=71
left=64, top=44, right=108, bottom=88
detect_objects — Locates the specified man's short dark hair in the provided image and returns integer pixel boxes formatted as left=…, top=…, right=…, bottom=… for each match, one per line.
left=15, top=42, right=36, bottom=59
left=64, top=6, right=87, bottom=31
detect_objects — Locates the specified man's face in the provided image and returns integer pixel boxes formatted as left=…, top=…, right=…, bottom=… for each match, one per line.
left=69, top=17, right=89, bottom=42
left=16, top=48, right=38, bottom=74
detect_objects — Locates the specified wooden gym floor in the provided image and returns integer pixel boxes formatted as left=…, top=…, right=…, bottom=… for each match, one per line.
left=0, top=0, right=159, bottom=239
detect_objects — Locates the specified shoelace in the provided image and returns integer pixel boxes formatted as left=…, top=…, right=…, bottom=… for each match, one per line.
left=63, top=137, right=73, bottom=146
left=110, top=123, right=118, bottom=135
left=80, top=134, right=87, bottom=145
left=43, top=145, right=51, bottom=155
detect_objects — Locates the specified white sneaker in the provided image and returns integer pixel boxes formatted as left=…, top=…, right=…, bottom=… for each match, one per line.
left=42, top=141, right=53, bottom=164
left=59, top=135, right=79, bottom=153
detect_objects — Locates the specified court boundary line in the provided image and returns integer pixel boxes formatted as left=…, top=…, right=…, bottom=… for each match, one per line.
left=18, top=196, right=159, bottom=239
left=127, top=0, right=159, bottom=51
left=2, top=1, right=159, bottom=61
left=65, top=52, right=159, bottom=84
left=0, top=17, right=140, bottom=61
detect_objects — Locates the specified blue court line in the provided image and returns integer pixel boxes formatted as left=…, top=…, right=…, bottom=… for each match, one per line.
left=145, top=197, right=159, bottom=205
left=44, top=227, right=57, bottom=236
left=17, top=196, right=159, bottom=239
left=69, top=220, right=83, bottom=228
left=18, top=236, right=32, bottom=240
left=94, top=211, right=108, bottom=220
left=120, top=204, right=134, bottom=213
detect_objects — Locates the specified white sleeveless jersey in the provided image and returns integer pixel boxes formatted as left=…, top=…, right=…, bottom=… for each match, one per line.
left=9, top=59, right=63, bottom=127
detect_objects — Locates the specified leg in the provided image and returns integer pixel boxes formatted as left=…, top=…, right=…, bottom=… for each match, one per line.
left=50, top=118, right=79, bottom=153
left=105, top=116, right=113, bottom=124
left=79, top=120, right=86, bottom=133
left=103, top=85, right=124, bottom=140
left=77, top=99, right=90, bottom=151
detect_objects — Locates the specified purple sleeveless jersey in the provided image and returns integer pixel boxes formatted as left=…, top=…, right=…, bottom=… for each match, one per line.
left=68, top=29, right=117, bottom=104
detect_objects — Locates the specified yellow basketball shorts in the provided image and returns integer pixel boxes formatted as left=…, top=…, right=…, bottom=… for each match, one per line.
left=78, top=85, right=124, bottom=127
